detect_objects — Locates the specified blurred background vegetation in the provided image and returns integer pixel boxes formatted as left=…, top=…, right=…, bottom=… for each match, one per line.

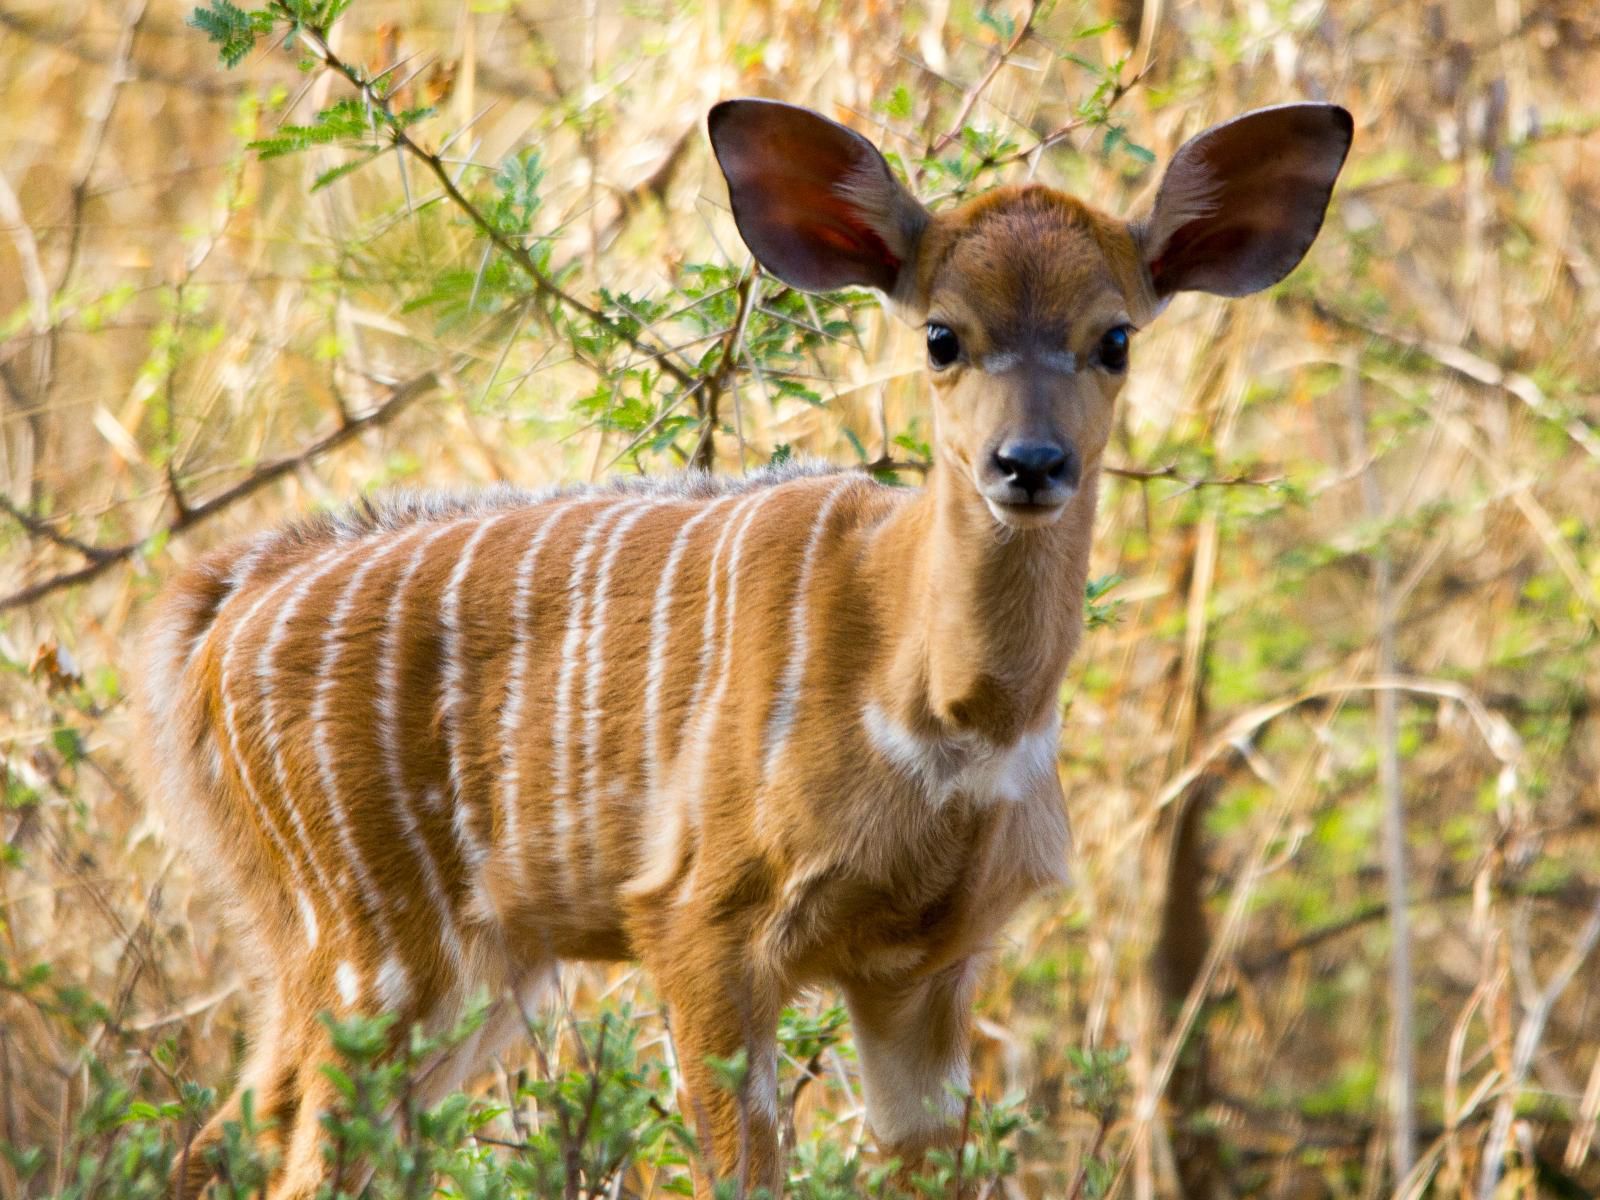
left=2, top=0, right=1599, bottom=1195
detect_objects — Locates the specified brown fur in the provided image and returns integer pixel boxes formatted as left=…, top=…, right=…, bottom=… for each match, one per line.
left=137, top=100, right=1348, bottom=1198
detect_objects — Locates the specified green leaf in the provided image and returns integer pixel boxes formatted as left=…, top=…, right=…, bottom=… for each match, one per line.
left=188, top=0, right=273, bottom=69
left=50, top=727, right=84, bottom=765
left=842, top=428, right=868, bottom=463
left=311, top=150, right=382, bottom=192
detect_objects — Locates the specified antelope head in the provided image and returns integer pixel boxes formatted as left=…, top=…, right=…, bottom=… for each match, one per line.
left=709, top=99, right=1352, bottom=530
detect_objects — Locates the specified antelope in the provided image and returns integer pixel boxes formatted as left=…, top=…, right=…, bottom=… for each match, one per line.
left=137, top=98, right=1351, bottom=1198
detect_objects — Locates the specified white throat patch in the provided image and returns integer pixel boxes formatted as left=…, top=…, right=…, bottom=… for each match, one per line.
left=861, top=700, right=1061, bottom=808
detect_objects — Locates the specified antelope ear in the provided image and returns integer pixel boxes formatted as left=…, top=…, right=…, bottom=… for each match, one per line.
left=708, top=99, right=929, bottom=300
left=1136, top=103, right=1353, bottom=299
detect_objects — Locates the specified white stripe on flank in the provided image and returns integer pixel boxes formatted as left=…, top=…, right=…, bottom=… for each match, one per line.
left=223, top=531, right=278, bottom=594
left=642, top=494, right=739, bottom=797
left=376, top=520, right=468, bottom=971
left=218, top=548, right=347, bottom=952
left=181, top=533, right=279, bottom=675
left=440, top=512, right=509, bottom=899
left=497, top=502, right=583, bottom=886
left=259, top=540, right=395, bottom=960
left=312, top=524, right=466, bottom=976
left=396, top=782, right=467, bottom=967
left=296, top=890, right=320, bottom=951
left=578, top=501, right=659, bottom=878
left=762, top=477, right=856, bottom=777
left=448, top=787, right=488, bottom=878
left=677, top=486, right=781, bottom=831
left=680, top=491, right=764, bottom=755
left=550, top=500, right=635, bottom=899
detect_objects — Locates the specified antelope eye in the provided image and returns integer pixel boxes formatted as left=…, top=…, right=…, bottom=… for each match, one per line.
left=1098, top=325, right=1131, bottom=372
left=926, top=323, right=960, bottom=369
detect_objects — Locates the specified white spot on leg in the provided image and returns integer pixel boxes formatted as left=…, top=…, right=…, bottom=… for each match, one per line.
left=335, top=961, right=361, bottom=1007
left=376, top=955, right=411, bottom=1012
left=750, top=1040, right=780, bottom=1129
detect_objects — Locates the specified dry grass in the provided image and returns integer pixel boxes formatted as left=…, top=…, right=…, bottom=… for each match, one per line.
left=3, top=0, right=1600, bottom=1195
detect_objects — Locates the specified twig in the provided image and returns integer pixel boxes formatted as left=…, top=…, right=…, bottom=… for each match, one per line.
left=1477, top=888, right=1600, bottom=1198
left=1344, top=357, right=1415, bottom=1181
left=1153, top=675, right=1522, bottom=814
left=925, top=1, right=1044, bottom=161
left=993, top=62, right=1153, bottom=169
left=949, top=1089, right=975, bottom=1200
left=1233, top=879, right=1593, bottom=980
left=125, top=979, right=241, bottom=1032
left=1112, top=708, right=1332, bottom=1198
left=287, top=13, right=699, bottom=391
left=1299, top=297, right=1600, bottom=467
left=860, top=455, right=931, bottom=475
left=1102, top=460, right=1283, bottom=491
left=0, top=370, right=441, bottom=611
left=0, top=497, right=118, bottom=563
left=691, top=270, right=759, bottom=472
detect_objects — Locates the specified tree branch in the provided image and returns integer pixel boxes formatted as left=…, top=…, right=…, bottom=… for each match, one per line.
left=286, top=13, right=698, bottom=391
left=924, top=0, right=1044, bottom=161
left=1103, top=461, right=1284, bottom=490
left=993, top=61, right=1153, bottom=169
left=1, top=370, right=440, bottom=612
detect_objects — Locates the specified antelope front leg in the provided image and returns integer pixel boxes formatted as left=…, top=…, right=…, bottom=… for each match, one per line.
left=842, top=958, right=982, bottom=1172
left=655, top=949, right=783, bottom=1197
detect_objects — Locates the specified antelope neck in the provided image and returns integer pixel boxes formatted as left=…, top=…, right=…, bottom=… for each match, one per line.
left=869, top=460, right=1098, bottom=748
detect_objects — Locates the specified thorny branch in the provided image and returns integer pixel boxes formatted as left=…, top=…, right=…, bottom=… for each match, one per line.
left=691, top=270, right=759, bottom=472
left=924, top=0, right=1044, bottom=162
left=994, top=61, right=1152, bottom=169
left=1102, top=460, right=1283, bottom=492
left=0, top=498, right=118, bottom=564
left=1, top=371, right=441, bottom=612
left=286, top=11, right=699, bottom=392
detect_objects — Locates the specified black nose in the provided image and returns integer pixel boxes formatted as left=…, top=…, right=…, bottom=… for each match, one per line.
left=993, top=441, right=1077, bottom=497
